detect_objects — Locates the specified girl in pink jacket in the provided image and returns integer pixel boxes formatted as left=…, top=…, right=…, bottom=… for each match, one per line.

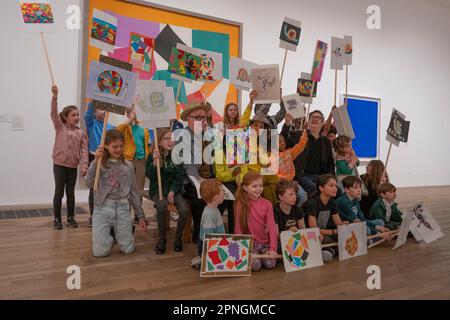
left=50, top=85, right=88, bottom=230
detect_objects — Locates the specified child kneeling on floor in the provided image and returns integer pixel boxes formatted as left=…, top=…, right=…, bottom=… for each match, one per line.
left=191, top=179, right=225, bottom=268
left=86, top=129, right=147, bottom=257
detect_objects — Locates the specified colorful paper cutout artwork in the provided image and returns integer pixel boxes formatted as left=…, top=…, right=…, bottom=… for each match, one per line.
left=87, top=61, right=137, bottom=108
left=343, top=35, right=353, bottom=66
left=197, top=48, right=223, bottom=82
left=408, top=203, right=443, bottom=244
left=229, top=58, right=258, bottom=91
left=168, top=44, right=202, bottom=82
left=280, top=228, right=323, bottom=273
left=332, top=103, right=355, bottom=139
left=19, top=1, right=56, bottom=32
left=251, top=64, right=281, bottom=104
left=200, top=234, right=253, bottom=277
left=90, top=9, right=117, bottom=53
left=279, top=17, right=302, bottom=52
left=311, top=40, right=328, bottom=82
left=338, top=222, right=367, bottom=261
left=393, top=211, right=414, bottom=250
left=135, top=80, right=176, bottom=128
left=387, top=108, right=410, bottom=143
left=154, top=24, right=186, bottom=63
left=330, top=37, right=344, bottom=70
left=128, top=32, right=154, bottom=73
left=282, top=94, right=304, bottom=119
left=20, top=2, right=54, bottom=23
left=297, top=72, right=317, bottom=104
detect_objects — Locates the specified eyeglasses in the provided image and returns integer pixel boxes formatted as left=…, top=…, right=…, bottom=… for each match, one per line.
left=188, top=115, right=210, bottom=121
left=310, top=116, right=323, bottom=121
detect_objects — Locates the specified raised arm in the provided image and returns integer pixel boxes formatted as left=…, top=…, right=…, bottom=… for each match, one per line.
left=50, top=85, right=62, bottom=130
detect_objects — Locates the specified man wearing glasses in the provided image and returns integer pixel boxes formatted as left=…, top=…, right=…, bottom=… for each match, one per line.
left=179, top=101, right=214, bottom=244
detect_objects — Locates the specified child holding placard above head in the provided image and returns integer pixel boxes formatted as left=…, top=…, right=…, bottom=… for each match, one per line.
left=360, top=160, right=389, bottom=218
left=336, top=176, right=391, bottom=238
left=116, top=108, right=150, bottom=225
left=370, top=183, right=403, bottom=230
left=84, top=102, right=115, bottom=227
left=302, top=175, right=347, bottom=262
left=85, top=129, right=147, bottom=257
left=146, top=128, right=189, bottom=254
left=235, top=171, right=278, bottom=271
left=333, top=135, right=360, bottom=182
left=191, top=179, right=225, bottom=269
left=50, top=85, right=88, bottom=230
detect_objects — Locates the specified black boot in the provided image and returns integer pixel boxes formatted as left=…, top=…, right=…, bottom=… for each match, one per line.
left=66, top=216, right=79, bottom=228
left=53, top=218, right=63, bottom=230
left=155, top=239, right=167, bottom=254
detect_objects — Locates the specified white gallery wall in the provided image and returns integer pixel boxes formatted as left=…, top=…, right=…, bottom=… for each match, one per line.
left=1, top=0, right=449, bottom=205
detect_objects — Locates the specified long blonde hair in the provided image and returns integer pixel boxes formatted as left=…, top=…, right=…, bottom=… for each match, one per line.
left=222, top=103, right=239, bottom=127
left=234, top=171, right=262, bottom=234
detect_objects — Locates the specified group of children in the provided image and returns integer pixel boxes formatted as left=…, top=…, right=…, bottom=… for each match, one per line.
left=50, top=85, right=404, bottom=266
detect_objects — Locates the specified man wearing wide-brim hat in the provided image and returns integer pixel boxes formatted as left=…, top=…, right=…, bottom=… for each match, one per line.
left=178, top=101, right=214, bottom=244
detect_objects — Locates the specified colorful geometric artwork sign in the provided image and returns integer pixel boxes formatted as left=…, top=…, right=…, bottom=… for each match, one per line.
left=200, top=234, right=253, bottom=277
left=20, top=2, right=54, bottom=23
left=129, top=32, right=154, bottom=72
left=311, top=40, right=328, bottom=82
left=280, top=228, right=323, bottom=273
left=168, top=44, right=202, bottom=82
left=338, top=222, right=367, bottom=261
left=90, top=9, right=117, bottom=53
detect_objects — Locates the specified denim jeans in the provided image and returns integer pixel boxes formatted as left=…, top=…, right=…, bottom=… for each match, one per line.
left=92, top=199, right=135, bottom=257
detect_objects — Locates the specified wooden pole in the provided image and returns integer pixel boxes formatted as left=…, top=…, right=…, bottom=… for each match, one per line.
left=345, top=64, right=349, bottom=100
left=334, top=69, right=338, bottom=107
left=385, top=142, right=393, bottom=170
left=153, top=128, right=163, bottom=200
left=280, top=48, right=288, bottom=84
left=93, top=112, right=110, bottom=191
left=40, top=32, right=55, bottom=85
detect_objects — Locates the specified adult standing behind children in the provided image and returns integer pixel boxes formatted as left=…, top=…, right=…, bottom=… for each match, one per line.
left=50, top=85, right=88, bottom=230
left=84, top=102, right=114, bottom=227
left=116, top=108, right=150, bottom=225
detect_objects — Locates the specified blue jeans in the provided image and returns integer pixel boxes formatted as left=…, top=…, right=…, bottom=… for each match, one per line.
left=367, top=219, right=385, bottom=236
left=92, top=199, right=135, bottom=257
left=298, top=174, right=319, bottom=195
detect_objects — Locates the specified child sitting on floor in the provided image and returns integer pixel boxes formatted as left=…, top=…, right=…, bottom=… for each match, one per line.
left=371, top=183, right=404, bottom=230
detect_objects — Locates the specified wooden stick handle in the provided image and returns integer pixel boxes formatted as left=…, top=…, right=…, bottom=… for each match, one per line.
left=385, top=142, right=393, bottom=171
left=368, top=238, right=385, bottom=249
left=280, top=48, right=288, bottom=84
left=153, top=128, right=163, bottom=200
left=345, top=65, right=349, bottom=100
left=93, top=112, right=110, bottom=191
left=40, top=32, right=55, bottom=85
left=334, top=69, right=338, bottom=107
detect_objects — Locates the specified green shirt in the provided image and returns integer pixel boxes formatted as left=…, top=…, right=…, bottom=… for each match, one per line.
left=131, top=124, right=145, bottom=160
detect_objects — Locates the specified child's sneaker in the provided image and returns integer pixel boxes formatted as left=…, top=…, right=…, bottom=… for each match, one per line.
left=66, top=217, right=79, bottom=228
left=321, top=248, right=335, bottom=262
left=191, top=256, right=201, bottom=269
left=53, top=218, right=63, bottom=230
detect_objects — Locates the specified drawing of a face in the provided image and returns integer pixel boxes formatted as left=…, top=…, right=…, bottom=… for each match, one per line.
left=393, top=118, right=402, bottom=136
left=237, top=68, right=250, bottom=82
left=345, top=43, right=353, bottom=55
left=150, top=91, right=164, bottom=108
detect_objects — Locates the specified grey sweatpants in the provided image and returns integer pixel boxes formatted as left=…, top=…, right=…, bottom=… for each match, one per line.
left=92, top=199, right=135, bottom=257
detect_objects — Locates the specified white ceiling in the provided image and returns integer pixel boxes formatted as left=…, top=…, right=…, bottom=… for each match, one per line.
left=424, top=0, right=450, bottom=9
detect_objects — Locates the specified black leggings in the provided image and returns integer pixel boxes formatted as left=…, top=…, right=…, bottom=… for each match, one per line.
left=183, top=182, right=206, bottom=244
left=53, top=164, right=78, bottom=219
left=88, top=153, right=95, bottom=215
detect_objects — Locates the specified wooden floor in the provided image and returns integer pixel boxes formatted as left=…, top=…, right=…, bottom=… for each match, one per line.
left=0, top=186, right=449, bottom=300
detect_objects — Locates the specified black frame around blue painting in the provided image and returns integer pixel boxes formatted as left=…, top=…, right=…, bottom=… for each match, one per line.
left=341, top=94, right=381, bottom=160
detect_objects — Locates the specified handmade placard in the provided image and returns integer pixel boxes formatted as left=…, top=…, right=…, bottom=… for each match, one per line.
left=393, top=211, right=415, bottom=250
left=168, top=44, right=202, bottom=82
left=128, top=32, right=154, bottom=72
left=311, top=40, right=328, bottom=82
left=343, top=35, right=353, bottom=66
left=200, top=234, right=253, bottom=277
left=90, top=9, right=117, bottom=52
left=331, top=103, right=355, bottom=139
left=338, top=222, right=368, bottom=261
left=197, top=48, right=223, bottom=82
left=251, top=64, right=281, bottom=104
left=229, top=58, right=258, bottom=90
left=19, top=1, right=55, bottom=32
left=282, top=94, right=304, bottom=119
left=408, top=203, right=443, bottom=244
left=387, top=108, right=410, bottom=143
left=297, top=72, right=317, bottom=104
left=279, top=17, right=302, bottom=52
left=280, top=228, right=323, bottom=273
left=330, top=37, right=344, bottom=70
left=135, top=80, right=176, bottom=128
left=87, top=60, right=137, bottom=108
